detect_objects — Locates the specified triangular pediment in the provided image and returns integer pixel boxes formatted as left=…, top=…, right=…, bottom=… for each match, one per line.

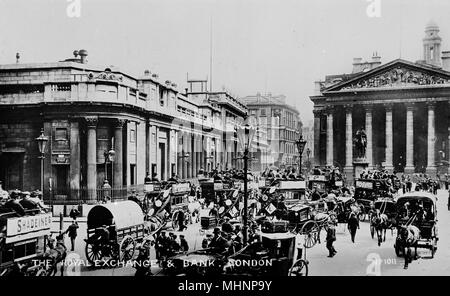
left=323, top=59, right=450, bottom=93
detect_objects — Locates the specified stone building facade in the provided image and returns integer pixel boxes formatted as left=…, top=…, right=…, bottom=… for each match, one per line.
left=0, top=50, right=247, bottom=205
left=311, top=22, right=450, bottom=181
left=242, top=93, right=302, bottom=170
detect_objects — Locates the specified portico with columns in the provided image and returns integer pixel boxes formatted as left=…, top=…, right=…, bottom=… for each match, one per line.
left=312, top=63, right=450, bottom=181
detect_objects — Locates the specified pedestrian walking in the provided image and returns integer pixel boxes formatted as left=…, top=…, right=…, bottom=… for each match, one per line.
left=65, top=221, right=79, bottom=252
left=326, top=222, right=337, bottom=257
left=347, top=212, right=359, bottom=243
left=69, top=207, right=80, bottom=221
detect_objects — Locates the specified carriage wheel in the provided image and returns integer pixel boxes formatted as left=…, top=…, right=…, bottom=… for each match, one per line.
left=119, top=236, right=136, bottom=262
left=85, top=243, right=103, bottom=265
left=300, top=221, right=319, bottom=249
left=288, top=259, right=308, bottom=276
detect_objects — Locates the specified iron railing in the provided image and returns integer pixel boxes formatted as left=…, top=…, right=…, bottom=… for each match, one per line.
left=44, top=184, right=146, bottom=205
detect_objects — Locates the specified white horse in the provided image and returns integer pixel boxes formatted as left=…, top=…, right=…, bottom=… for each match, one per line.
left=398, top=225, right=420, bottom=269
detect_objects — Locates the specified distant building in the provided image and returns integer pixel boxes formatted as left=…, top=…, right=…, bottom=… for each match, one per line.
left=242, top=93, right=302, bottom=170
left=302, top=119, right=314, bottom=168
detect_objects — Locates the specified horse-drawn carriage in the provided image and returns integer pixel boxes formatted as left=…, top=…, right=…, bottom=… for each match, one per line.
left=199, top=178, right=234, bottom=205
left=165, top=230, right=308, bottom=276
left=0, top=211, right=53, bottom=276
left=394, top=192, right=438, bottom=266
left=84, top=201, right=147, bottom=265
left=369, top=198, right=397, bottom=239
left=353, top=179, right=386, bottom=219
left=308, top=174, right=330, bottom=195
left=169, top=182, right=194, bottom=229
left=258, top=180, right=333, bottom=248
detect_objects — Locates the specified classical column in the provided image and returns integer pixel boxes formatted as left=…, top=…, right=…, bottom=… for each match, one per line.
left=177, top=131, right=182, bottom=178
left=113, top=119, right=126, bottom=188
left=365, top=105, right=374, bottom=168
left=191, top=134, right=198, bottom=178
left=85, top=116, right=98, bottom=201
left=69, top=121, right=80, bottom=200
left=405, top=104, right=415, bottom=173
left=196, top=135, right=201, bottom=175
left=344, top=105, right=353, bottom=168
left=313, top=109, right=322, bottom=166
left=182, top=132, right=188, bottom=179
left=426, top=102, right=437, bottom=175
left=326, top=108, right=334, bottom=167
left=385, top=104, right=394, bottom=172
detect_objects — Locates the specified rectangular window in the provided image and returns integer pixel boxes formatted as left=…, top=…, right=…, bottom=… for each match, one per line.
left=130, top=129, right=136, bottom=143
left=159, top=88, right=165, bottom=106
left=55, top=128, right=68, bottom=141
left=130, top=164, right=136, bottom=185
left=260, top=109, right=266, bottom=116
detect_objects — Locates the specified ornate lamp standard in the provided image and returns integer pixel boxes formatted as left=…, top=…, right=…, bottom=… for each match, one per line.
left=35, top=129, right=49, bottom=193
left=306, top=147, right=311, bottom=174
left=103, top=149, right=115, bottom=187
left=236, top=119, right=256, bottom=245
left=295, top=133, right=307, bottom=177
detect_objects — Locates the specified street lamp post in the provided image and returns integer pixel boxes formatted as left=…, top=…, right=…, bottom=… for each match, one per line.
left=103, top=149, right=115, bottom=186
left=35, top=129, right=49, bottom=194
left=306, top=148, right=311, bottom=174
left=295, top=133, right=307, bottom=178
left=236, top=119, right=256, bottom=246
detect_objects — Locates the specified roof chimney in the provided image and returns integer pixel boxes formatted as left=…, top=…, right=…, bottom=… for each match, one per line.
left=352, top=57, right=363, bottom=73
left=144, top=69, right=150, bottom=76
left=16, top=52, right=20, bottom=64
left=370, top=52, right=382, bottom=67
left=442, top=51, right=450, bottom=72
left=78, top=49, right=88, bottom=64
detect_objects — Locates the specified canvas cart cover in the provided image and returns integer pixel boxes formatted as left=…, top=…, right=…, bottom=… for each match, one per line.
left=87, top=201, right=144, bottom=230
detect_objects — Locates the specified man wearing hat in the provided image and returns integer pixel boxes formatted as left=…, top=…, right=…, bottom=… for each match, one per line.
left=311, top=187, right=321, bottom=201
left=0, top=181, right=8, bottom=203
left=4, top=190, right=25, bottom=216
left=179, top=234, right=189, bottom=252
left=221, top=217, right=233, bottom=234
left=19, top=191, right=39, bottom=213
left=326, top=221, right=337, bottom=257
left=209, top=227, right=227, bottom=253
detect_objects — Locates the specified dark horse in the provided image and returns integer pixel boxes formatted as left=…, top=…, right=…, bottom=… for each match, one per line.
left=371, top=212, right=388, bottom=246
left=397, top=225, right=420, bottom=269
left=44, top=233, right=67, bottom=276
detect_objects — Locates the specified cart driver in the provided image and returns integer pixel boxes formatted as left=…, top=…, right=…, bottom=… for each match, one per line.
left=95, top=225, right=111, bottom=244
left=311, top=186, right=321, bottom=201
left=208, top=227, right=228, bottom=254
left=400, top=202, right=410, bottom=219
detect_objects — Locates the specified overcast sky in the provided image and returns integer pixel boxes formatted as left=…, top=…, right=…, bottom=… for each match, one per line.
left=1, top=0, right=450, bottom=123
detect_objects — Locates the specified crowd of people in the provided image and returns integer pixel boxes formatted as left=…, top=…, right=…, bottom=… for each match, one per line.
left=0, top=183, right=48, bottom=216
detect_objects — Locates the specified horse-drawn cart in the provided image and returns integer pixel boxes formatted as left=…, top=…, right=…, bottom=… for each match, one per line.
left=394, top=192, right=438, bottom=264
left=369, top=198, right=397, bottom=239
left=85, top=201, right=146, bottom=265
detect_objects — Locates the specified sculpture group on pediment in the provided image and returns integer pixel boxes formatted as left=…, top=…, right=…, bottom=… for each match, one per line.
left=87, top=71, right=123, bottom=82
left=341, top=67, right=450, bottom=90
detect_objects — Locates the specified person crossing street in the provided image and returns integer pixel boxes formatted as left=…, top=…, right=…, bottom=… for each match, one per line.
left=347, top=212, right=359, bottom=243
left=326, top=222, right=337, bottom=257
